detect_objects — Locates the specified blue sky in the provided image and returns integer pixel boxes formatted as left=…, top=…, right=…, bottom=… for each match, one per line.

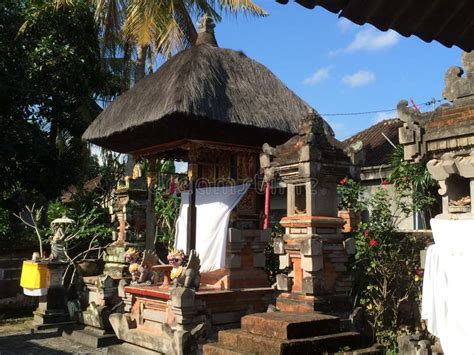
left=213, top=1, right=462, bottom=140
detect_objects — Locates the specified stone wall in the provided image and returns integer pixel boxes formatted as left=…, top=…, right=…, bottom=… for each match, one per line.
left=0, top=251, right=38, bottom=311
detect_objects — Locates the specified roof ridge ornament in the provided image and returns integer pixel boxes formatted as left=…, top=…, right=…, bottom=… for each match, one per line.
left=195, top=13, right=218, bottom=47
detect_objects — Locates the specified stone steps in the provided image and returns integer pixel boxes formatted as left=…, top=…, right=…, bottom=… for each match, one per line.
left=215, top=328, right=361, bottom=354
left=203, top=342, right=254, bottom=355
left=241, top=312, right=340, bottom=339
left=203, top=311, right=367, bottom=355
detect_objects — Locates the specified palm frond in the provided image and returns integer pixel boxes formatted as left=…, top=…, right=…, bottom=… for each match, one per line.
left=216, top=0, right=268, bottom=17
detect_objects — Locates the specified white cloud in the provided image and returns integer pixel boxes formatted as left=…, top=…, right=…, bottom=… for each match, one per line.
left=374, top=111, right=395, bottom=123
left=303, top=66, right=333, bottom=86
left=330, top=27, right=400, bottom=55
left=337, top=18, right=357, bottom=33
left=342, top=70, right=376, bottom=87
left=347, top=28, right=399, bottom=51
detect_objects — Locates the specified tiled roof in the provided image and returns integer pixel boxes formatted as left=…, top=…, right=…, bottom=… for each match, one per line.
left=343, top=119, right=402, bottom=167
left=276, top=0, right=474, bottom=52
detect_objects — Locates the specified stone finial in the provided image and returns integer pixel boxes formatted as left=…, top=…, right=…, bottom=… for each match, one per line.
left=197, top=13, right=215, bottom=34
left=195, top=13, right=218, bottom=47
left=443, top=51, right=474, bottom=103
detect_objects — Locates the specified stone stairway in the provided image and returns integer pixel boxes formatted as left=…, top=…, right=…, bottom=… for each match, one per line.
left=203, top=312, right=363, bottom=355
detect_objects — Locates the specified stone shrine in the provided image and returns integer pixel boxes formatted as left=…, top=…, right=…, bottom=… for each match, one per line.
left=203, top=111, right=366, bottom=354
left=399, top=51, right=474, bottom=219
left=63, top=174, right=149, bottom=347
left=262, top=110, right=356, bottom=313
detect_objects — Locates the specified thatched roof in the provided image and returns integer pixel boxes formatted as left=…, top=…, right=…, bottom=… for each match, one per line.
left=83, top=29, right=315, bottom=154
left=276, top=0, right=474, bottom=52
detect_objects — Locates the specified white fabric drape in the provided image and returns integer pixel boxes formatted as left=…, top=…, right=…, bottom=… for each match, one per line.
left=422, top=218, right=474, bottom=355
left=174, top=184, right=250, bottom=273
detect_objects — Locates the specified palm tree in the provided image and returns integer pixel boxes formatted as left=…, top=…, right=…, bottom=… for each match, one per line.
left=53, top=0, right=267, bottom=85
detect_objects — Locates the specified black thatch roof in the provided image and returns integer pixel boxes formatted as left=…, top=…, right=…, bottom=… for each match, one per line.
left=83, top=33, right=314, bottom=154
left=276, top=0, right=474, bottom=52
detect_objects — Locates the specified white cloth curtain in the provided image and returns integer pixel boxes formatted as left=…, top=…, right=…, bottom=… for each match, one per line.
left=422, top=218, right=474, bottom=355
left=174, top=184, right=250, bottom=273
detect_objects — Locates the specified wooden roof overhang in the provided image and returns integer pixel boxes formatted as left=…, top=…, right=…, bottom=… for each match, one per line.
left=87, top=113, right=294, bottom=156
left=131, top=138, right=262, bottom=162
left=276, top=0, right=474, bottom=51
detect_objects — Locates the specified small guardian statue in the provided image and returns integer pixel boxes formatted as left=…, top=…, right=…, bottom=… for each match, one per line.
left=49, top=216, right=74, bottom=263
left=167, top=249, right=201, bottom=290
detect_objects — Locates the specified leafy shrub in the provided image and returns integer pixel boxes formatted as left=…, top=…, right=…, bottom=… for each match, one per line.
left=337, top=177, right=365, bottom=211
left=352, top=188, right=425, bottom=351
left=154, top=186, right=180, bottom=251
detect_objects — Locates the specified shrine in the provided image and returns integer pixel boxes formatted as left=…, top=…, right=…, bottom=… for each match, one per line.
left=398, top=51, right=474, bottom=354
left=80, top=15, right=332, bottom=354
left=203, top=111, right=365, bottom=354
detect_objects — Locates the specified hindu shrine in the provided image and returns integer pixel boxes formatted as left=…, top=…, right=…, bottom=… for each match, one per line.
left=80, top=14, right=345, bottom=354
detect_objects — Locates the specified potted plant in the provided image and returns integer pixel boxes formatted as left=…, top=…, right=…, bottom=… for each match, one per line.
left=337, top=177, right=365, bottom=232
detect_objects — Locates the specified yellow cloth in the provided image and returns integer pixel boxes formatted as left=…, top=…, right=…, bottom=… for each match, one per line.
left=20, top=261, right=49, bottom=289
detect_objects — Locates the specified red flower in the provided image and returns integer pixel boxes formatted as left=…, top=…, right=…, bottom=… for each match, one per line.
left=415, top=268, right=422, bottom=276
left=381, top=179, right=390, bottom=185
left=369, top=239, right=377, bottom=247
left=363, top=229, right=369, bottom=238
left=339, top=176, right=348, bottom=185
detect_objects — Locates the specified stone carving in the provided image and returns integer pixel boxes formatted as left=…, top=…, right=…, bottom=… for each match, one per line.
left=169, top=249, right=201, bottom=290
left=426, top=150, right=474, bottom=217
left=129, top=249, right=160, bottom=286
left=443, top=51, right=474, bottom=103
left=396, top=100, right=434, bottom=162
left=109, top=249, right=204, bottom=354
left=49, top=216, right=74, bottom=263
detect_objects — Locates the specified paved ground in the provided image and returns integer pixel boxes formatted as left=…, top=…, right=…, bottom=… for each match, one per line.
left=0, top=317, right=106, bottom=355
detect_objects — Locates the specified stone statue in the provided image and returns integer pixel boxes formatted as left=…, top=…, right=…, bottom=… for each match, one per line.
left=49, top=216, right=74, bottom=263
left=129, top=249, right=160, bottom=286
left=168, top=249, right=201, bottom=290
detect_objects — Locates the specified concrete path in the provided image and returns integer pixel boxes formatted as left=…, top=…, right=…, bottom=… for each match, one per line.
left=0, top=317, right=106, bottom=355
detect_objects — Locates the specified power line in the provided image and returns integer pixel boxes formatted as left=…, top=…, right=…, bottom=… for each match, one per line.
left=320, top=98, right=445, bottom=117
left=1, top=81, right=447, bottom=118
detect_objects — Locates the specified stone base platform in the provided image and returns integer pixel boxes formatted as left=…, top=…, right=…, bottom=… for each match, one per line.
left=124, top=285, right=275, bottom=327
left=107, top=342, right=161, bottom=355
left=203, top=312, right=363, bottom=355
left=62, top=325, right=122, bottom=348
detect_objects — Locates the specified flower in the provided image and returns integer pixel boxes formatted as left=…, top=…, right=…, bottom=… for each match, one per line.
left=381, top=179, right=390, bottom=185
left=339, top=176, right=348, bottom=185
left=369, top=239, right=377, bottom=246
left=414, top=275, right=421, bottom=282
left=363, top=229, right=369, bottom=238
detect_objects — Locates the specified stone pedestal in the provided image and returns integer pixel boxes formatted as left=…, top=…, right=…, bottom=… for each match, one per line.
left=274, top=216, right=354, bottom=314
left=33, top=262, right=70, bottom=326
